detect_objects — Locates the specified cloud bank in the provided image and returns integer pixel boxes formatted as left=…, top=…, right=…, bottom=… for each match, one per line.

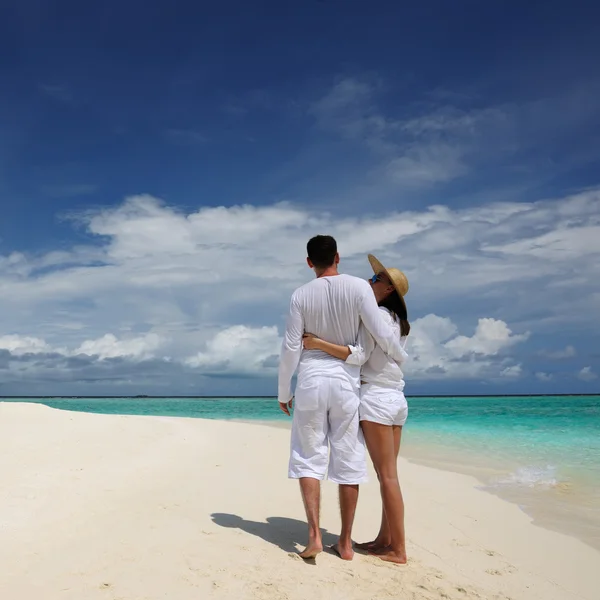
left=1, top=187, right=599, bottom=394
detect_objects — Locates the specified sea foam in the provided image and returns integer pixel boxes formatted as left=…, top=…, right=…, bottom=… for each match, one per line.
left=489, top=465, right=559, bottom=489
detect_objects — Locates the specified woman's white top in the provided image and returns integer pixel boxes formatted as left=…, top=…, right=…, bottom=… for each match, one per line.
left=346, top=306, right=408, bottom=391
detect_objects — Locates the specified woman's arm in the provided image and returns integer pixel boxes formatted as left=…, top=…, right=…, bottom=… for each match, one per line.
left=346, top=322, right=374, bottom=366
left=302, top=334, right=353, bottom=360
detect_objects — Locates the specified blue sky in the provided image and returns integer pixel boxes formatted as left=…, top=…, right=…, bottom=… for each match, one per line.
left=0, top=0, right=599, bottom=396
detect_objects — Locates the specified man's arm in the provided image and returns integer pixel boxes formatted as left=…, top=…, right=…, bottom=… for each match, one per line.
left=277, top=294, right=304, bottom=412
left=358, top=289, right=408, bottom=363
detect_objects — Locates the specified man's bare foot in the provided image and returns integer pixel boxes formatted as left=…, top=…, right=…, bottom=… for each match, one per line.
left=368, top=547, right=407, bottom=565
left=331, top=542, right=354, bottom=561
left=299, top=542, right=323, bottom=560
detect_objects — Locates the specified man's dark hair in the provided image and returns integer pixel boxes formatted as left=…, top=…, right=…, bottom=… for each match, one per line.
left=307, top=235, right=338, bottom=269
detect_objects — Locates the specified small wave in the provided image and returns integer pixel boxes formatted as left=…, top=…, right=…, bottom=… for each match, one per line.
left=489, top=465, right=559, bottom=489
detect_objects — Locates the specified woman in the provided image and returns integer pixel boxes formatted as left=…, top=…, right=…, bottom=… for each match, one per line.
left=302, top=254, right=409, bottom=565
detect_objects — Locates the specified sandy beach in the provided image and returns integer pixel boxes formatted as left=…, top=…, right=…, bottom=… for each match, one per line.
left=1, top=402, right=598, bottom=600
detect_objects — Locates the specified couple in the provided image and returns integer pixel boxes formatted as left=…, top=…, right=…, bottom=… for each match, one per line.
left=277, top=234, right=410, bottom=565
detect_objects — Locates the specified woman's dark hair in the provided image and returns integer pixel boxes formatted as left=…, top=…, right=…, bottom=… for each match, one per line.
left=379, top=290, right=410, bottom=337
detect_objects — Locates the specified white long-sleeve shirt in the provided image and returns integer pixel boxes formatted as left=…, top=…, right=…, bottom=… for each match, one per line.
left=277, top=274, right=409, bottom=404
left=346, top=306, right=408, bottom=391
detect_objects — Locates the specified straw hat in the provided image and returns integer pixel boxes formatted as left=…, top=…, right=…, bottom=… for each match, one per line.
left=367, top=254, right=409, bottom=315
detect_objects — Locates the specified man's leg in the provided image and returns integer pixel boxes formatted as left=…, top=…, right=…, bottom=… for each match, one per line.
left=299, top=477, right=322, bottom=558
left=337, top=483, right=359, bottom=559
left=328, top=381, right=366, bottom=561
left=288, top=378, right=328, bottom=558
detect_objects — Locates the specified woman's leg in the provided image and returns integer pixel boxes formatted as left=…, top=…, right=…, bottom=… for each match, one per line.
left=361, top=421, right=407, bottom=564
left=355, top=425, right=403, bottom=551
left=355, top=470, right=390, bottom=550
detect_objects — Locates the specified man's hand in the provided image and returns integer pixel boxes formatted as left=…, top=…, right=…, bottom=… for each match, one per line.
left=279, top=397, right=293, bottom=416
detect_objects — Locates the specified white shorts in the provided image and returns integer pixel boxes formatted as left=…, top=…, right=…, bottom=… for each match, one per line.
left=359, top=383, right=408, bottom=427
left=289, top=376, right=367, bottom=485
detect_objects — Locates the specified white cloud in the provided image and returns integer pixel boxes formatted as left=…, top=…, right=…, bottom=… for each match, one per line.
left=0, top=335, right=57, bottom=356
left=5, top=188, right=600, bottom=307
left=75, top=333, right=163, bottom=361
left=385, top=144, right=467, bottom=186
left=309, top=78, right=600, bottom=198
left=444, top=318, right=529, bottom=358
left=535, top=372, right=553, bottom=382
left=405, top=315, right=527, bottom=380
left=483, top=226, right=600, bottom=260
left=310, top=77, right=469, bottom=186
left=577, top=366, right=598, bottom=382
left=501, top=365, right=522, bottom=378
left=185, top=325, right=281, bottom=375
left=0, top=333, right=164, bottom=362
left=539, top=345, right=576, bottom=359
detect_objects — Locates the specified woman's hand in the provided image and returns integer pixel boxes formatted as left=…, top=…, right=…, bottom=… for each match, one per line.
left=302, top=333, right=321, bottom=350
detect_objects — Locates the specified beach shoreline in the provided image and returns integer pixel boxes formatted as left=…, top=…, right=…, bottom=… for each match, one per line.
left=1, top=401, right=599, bottom=600
left=244, top=418, right=600, bottom=552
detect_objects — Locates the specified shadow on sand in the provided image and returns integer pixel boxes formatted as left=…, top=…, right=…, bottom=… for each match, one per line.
left=210, top=514, right=339, bottom=556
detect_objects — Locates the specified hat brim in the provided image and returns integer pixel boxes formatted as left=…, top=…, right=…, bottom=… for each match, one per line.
left=367, top=254, right=408, bottom=316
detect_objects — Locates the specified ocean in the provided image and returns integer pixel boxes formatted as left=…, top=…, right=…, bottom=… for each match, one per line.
left=4, top=394, right=599, bottom=551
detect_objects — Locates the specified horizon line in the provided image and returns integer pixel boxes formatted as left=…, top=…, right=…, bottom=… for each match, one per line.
left=1, top=394, right=598, bottom=399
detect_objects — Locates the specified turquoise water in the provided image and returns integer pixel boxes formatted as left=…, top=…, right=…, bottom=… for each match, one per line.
left=4, top=396, right=600, bottom=474
left=6, top=395, right=599, bottom=477
left=4, top=395, right=600, bottom=548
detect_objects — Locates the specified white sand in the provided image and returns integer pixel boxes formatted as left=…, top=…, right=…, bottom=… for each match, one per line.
left=1, top=402, right=598, bottom=600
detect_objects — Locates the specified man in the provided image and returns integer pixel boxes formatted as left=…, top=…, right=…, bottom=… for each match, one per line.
left=278, top=235, right=408, bottom=561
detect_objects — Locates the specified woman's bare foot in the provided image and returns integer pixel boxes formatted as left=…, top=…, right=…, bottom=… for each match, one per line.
left=368, top=547, right=407, bottom=565
left=355, top=538, right=390, bottom=552
left=367, top=544, right=391, bottom=555
left=355, top=540, right=377, bottom=550
left=331, top=542, right=354, bottom=561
